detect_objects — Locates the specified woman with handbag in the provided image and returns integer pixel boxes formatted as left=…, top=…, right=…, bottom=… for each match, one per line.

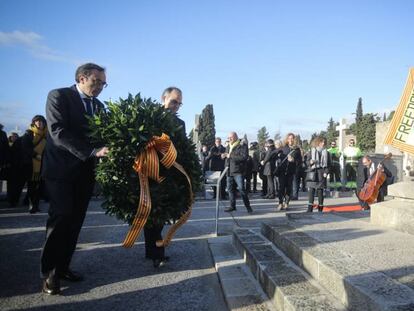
left=306, top=136, right=329, bottom=212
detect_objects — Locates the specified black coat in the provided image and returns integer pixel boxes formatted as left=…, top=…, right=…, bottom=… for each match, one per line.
left=42, top=85, right=104, bottom=181
left=225, top=142, right=248, bottom=176
left=262, top=147, right=277, bottom=176
left=278, top=145, right=302, bottom=176
left=0, top=130, right=9, bottom=167
left=208, top=145, right=226, bottom=171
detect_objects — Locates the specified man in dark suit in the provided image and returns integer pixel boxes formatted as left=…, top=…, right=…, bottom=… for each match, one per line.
left=261, top=139, right=277, bottom=199
left=143, top=86, right=185, bottom=268
left=358, top=155, right=392, bottom=210
left=40, top=63, right=109, bottom=295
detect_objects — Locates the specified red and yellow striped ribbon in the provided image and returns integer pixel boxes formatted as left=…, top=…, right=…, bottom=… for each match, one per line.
left=122, top=133, right=193, bottom=248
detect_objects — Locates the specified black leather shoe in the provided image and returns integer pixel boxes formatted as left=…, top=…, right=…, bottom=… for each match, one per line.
left=153, top=256, right=170, bottom=268
left=58, top=269, right=84, bottom=282
left=42, top=275, right=61, bottom=295
left=29, top=205, right=39, bottom=214
left=224, top=207, right=236, bottom=212
left=247, top=207, right=253, bottom=214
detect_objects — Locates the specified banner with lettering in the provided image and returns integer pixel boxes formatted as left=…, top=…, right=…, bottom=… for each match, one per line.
left=384, top=68, right=414, bottom=154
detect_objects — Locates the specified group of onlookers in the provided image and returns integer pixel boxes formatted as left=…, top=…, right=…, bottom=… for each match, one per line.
left=200, top=133, right=392, bottom=213
left=201, top=132, right=307, bottom=211
left=0, top=116, right=48, bottom=213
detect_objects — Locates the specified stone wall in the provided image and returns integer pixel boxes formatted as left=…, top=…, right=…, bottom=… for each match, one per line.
left=375, top=121, right=403, bottom=155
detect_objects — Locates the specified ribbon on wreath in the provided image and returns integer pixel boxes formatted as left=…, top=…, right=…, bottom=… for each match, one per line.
left=122, top=133, right=193, bottom=248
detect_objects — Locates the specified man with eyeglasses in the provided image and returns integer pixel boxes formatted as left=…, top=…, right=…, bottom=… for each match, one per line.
left=40, top=63, right=109, bottom=295
left=143, top=86, right=185, bottom=268
left=358, top=155, right=392, bottom=210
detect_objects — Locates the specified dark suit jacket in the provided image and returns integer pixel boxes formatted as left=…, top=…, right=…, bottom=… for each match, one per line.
left=42, top=85, right=104, bottom=181
left=362, top=163, right=392, bottom=194
left=262, top=146, right=277, bottom=176
left=225, top=142, right=248, bottom=176
left=207, top=145, right=226, bottom=171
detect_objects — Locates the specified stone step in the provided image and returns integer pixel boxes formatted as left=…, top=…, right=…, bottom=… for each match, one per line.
left=388, top=181, right=414, bottom=200
left=233, top=228, right=347, bottom=310
left=261, top=213, right=414, bottom=311
left=371, top=198, right=414, bottom=235
left=208, top=235, right=275, bottom=311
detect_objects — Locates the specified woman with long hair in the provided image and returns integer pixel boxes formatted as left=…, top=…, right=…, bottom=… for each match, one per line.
left=276, top=133, right=301, bottom=210
left=306, top=136, right=329, bottom=212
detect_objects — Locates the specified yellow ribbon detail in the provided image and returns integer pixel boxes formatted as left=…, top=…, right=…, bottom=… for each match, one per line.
left=122, top=133, right=193, bottom=248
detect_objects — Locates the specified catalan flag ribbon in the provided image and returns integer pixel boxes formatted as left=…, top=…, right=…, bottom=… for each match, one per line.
left=384, top=68, right=414, bottom=154
left=122, top=133, right=193, bottom=248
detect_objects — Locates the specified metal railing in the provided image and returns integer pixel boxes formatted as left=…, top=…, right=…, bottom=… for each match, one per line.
left=215, top=167, right=228, bottom=236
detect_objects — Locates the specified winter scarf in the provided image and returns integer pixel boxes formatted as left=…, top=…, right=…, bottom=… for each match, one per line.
left=311, top=146, right=328, bottom=168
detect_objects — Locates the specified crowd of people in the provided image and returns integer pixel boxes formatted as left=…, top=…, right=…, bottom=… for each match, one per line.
left=200, top=134, right=393, bottom=213
left=0, top=116, right=48, bottom=213
left=0, top=62, right=394, bottom=297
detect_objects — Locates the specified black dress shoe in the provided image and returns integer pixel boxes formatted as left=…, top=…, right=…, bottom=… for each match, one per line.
left=42, top=275, right=61, bottom=295
left=29, top=205, right=39, bottom=214
left=224, top=207, right=236, bottom=212
left=153, top=256, right=170, bottom=268
left=58, top=269, right=84, bottom=282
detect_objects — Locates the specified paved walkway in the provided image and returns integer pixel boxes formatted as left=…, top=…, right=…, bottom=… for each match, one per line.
left=0, top=190, right=360, bottom=311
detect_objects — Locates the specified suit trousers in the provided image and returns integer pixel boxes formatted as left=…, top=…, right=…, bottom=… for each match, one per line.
left=40, top=168, right=94, bottom=278
left=144, top=224, right=165, bottom=260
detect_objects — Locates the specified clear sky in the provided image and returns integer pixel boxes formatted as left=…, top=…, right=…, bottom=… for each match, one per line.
left=0, top=0, right=413, bottom=142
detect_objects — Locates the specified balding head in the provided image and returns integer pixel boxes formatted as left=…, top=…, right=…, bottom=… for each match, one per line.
left=228, top=132, right=238, bottom=143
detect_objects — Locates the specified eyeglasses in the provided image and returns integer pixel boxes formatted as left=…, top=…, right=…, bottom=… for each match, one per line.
left=85, top=76, right=108, bottom=88
left=170, top=99, right=183, bottom=106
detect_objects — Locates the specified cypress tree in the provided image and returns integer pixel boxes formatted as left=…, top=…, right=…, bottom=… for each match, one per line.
left=198, top=104, right=216, bottom=148
left=358, top=113, right=376, bottom=152
left=355, top=97, right=363, bottom=145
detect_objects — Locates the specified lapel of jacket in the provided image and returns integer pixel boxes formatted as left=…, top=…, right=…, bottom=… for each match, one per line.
left=70, top=85, right=88, bottom=115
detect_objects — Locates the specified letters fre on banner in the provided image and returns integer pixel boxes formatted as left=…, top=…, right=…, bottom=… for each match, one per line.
left=384, top=68, right=414, bottom=155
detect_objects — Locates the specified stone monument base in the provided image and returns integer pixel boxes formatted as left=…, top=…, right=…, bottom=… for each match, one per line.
left=371, top=181, right=414, bottom=234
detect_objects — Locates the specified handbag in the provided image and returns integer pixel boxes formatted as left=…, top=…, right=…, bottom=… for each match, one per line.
left=305, top=169, right=316, bottom=182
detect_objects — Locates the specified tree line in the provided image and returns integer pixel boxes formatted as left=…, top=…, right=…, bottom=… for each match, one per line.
left=192, top=99, right=394, bottom=153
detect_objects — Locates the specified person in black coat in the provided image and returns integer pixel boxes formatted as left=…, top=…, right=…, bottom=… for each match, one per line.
left=358, top=155, right=392, bottom=210
left=276, top=133, right=302, bottom=210
left=6, top=130, right=33, bottom=207
left=306, top=136, right=329, bottom=212
left=207, top=137, right=226, bottom=198
left=261, top=139, right=277, bottom=199
left=0, top=124, right=10, bottom=195
left=40, top=63, right=109, bottom=295
left=247, top=142, right=260, bottom=193
left=222, top=132, right=252, bottom=213
left=144, top=86, right=186, bottom=268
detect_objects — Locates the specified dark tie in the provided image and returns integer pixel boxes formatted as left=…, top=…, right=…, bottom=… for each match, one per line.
left=84, top=97, right=94, bottom=116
